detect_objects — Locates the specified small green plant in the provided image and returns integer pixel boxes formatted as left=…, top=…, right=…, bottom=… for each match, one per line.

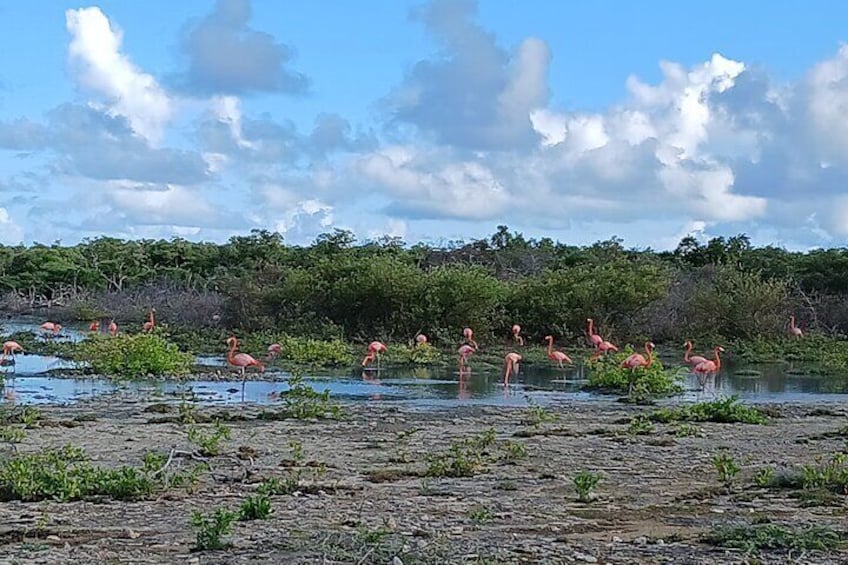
left=238, top=494, right=272, bottom=521
left=187, top=420, right=231, bottom=457
left=178, top=399, right=198, bottom=424
left=712, top=451, right=740, bottom=489
left=273, top=373, right=343, bottom=420
left=426, top=429, right=497, bottom=478
left=500, top=440, right=528, bottom=461
left=190, top=507, right=238, bottom=550
left=573, top=470, right=601, bottom=502
left=287, top=440, right=304, bottom=464
left=627, top=415, right=654, bottom=436
left=468, top=504, right=492, bottom=524
left=0, top=426, right=26, bottom=443
left=76, top=333, right=192, bottom=379
left=754, top=467, right=775, bottom=487
left=524, top=398, right=557, bottom=428
left=257, top=476, right=299, bottom=496
left=673, top=423, right=703, bottom=437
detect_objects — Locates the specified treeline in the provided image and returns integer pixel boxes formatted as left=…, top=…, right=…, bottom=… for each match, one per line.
left=2, top=226, right=848, bottom=346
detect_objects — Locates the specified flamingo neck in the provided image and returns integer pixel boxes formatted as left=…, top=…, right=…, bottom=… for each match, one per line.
left=546, top=336, right=553, bottom=355
left=645, top=343, right=654, bottom=367
left=713, top=348, right=722, bottom=370
left=227, top=340, right=238, bottom=363
left=684, top=341, right=692, bottom=361
left=587, top=319, right=595, bottom=336
left=790, top=316, right=796, bottom=328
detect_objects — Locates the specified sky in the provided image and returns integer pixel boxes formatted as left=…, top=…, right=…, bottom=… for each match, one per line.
left=0, top=1, right=847, bottom=250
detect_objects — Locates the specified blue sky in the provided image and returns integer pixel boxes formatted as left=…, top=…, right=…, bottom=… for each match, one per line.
left=0, top=0, right=847, bottom=249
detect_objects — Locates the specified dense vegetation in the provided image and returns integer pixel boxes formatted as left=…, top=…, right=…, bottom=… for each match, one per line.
left=2, top=226, right=848, bottom=349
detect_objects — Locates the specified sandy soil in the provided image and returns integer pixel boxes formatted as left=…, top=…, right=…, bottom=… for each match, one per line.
left=0, top=395, right=846, bottom=565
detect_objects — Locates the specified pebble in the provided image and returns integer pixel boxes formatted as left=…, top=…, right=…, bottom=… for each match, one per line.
left=392, top=558, right=404, bottom=565
left=574, top=552, right=598, bottom=563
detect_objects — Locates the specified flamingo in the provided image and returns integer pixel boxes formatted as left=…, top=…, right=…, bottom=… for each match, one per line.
left=39, top=322, right=62, bottom=337
left=587, top=318, right=603, bottom=348
left=89, top=321, right=100, bottom=332
left=142, top=308, right=156, bottom=332
left=362, top=340, right=387, bottom=368
left=462, top=327, right=478, bottom=349
left=108, top=320, right=118, bottom=336
left=622, top=342, right=655, bottom=396
left=511, top=324, right=524, bottom=346
left=693, top=346, right=724, bottom=386
left=683, top=340, right=708, bottom=367
left=1, top=341, right=23, bottom=364
left=226, top=336, right=265, bottom=381
left=458, top=343, right=476, bottom=371
left=789, top=316, right=803, bottom=338
left=504, top=352, right=521, bottom=384
left=267, top=343, right=282, bottom=358
left=590, top=339, right=619, bottom=361
left=415, top=334, right=428, bottom=346
left=544, top=335, right=573, bottom=369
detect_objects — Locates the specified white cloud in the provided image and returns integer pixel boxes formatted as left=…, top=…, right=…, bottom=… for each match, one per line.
left=65, top=7, right=173, bottom=142
left=0, top=208, right=24, bottom=245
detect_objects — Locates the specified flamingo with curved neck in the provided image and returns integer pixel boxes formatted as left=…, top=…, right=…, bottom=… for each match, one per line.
left=622, top=342, right=655, bottom=396
left=511, top=324, right=524, bottom=346
left=362, top=341, right=387, bottom=368
left=544, top=335, right=573, bottom=369
left=693, top=346, right=725, bottom=391
left=587, top=318, right=603, bottom=348
left=226, top=336, right=265, bottom=381
left=504, top=352, right=521, bottom=384
left=684, top=340, right=708, bottom=367
left=463, top=327, right=478, bottom=350
left=789, top=316, right=803, bottom=338
left=143, top=309, right=156, bottom=332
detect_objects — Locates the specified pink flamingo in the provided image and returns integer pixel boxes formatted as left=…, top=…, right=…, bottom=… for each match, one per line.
left=266, top=343, right=282, bottom=362
left=1, top=341, right=23, bottom=364
left=504, top=352, right=521, bottom=384
left=511, top=324, right=524, bottom=346
left=462, top=327, right=478, bottom=349
left=693, top=346, right=724, bottom=388
left=622, top=342, right=655, bottom=396
left=226, top=336, right=265, bottom=380
left=683, top=340, right=708, bottom=367
left=108, top=320, right=118, bottom=336
left=142, top=309, right=156, bottom=332
left=590, top=338, right=619, bottom=361
left=587, top=318, right=604, bottom=348
left=362, top=340, right=387, bottom=368
left=89, top=321, right=100, bottom=332
left=415, top=334, right=428, bottom=345
left=789, top=316, right=803, bottom=338
left=39, top=322, right=62, bottom=336
left=544, top=335, right=573, bottom=369
left=458, top=343, right=476, bottom=371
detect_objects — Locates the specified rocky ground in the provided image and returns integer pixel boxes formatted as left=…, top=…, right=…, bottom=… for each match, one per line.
left=0, top=395, right=846, bottom=564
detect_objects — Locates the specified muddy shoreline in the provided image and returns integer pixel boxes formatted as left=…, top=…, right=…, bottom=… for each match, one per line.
left=0, top=397, right=846, bottom=564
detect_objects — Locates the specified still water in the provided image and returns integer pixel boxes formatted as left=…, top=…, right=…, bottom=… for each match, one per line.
left=2, top=351, right=847, bottom=407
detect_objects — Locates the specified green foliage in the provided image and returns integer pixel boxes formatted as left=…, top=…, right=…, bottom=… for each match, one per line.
left=190, top=507, right=238, bottom=550
left=648, top=396, right=768, bottom=425
left=238, top=495, right=272, bottom=521
left=627, top=415, right=655, bottom=436
left=757, top=452, right=848, bottom=499
left=425, top=429, right=497, bottom=478
left=712, top=451, right=741, bottom=488
left=76, top=333, right=192, bottom=378
left=187, top=421, right=231, bottom=456
left=705, top=524, right=843, bottom=553
left=270, top=373, right=343, bottom=420
left=586, top=346, right=683, bottom=399
left=0, top=445, right=166, bottom=502
left=735, top=333, right=848, bottom=372
left=573, top=470, right=601, bottom=502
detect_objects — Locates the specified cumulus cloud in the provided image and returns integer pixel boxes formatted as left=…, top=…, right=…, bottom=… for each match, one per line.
left=65, top=7, right=174, bottom=142
left=173, top=0, right=309, bottom=96
left=382, top=0, right=550, bottom=149
left=0, top=207, right=24, bottom=245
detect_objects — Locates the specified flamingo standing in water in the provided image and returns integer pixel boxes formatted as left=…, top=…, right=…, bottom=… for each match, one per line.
left=142, top=309, right=156, bottom=332
left=683, top=340, right=708, bottom=367
left=693, top=346, right=724, bottom=391
left=458, top=343, right=476, bottom=371
left=789, top=316, right=803, bottom=338
left=587, top=318, right=604, bottom=348
left=544, top=335, right=573, bottom=369
left=504, top=352, right=521, bottom=384
left=622, top=342, right=655, bottom=396
left=511, top=324, right=524, bottom=346
left=362, top=341, right=387, bottom=368
left=1, top=341, right=23, bottom=364
left=226, top=336, right=265, bottom=381
left=590, top=338, right=619, bottom=361
left=462, top=327, right=479, bottom=349
left=39, top=322, right=62, bottom=337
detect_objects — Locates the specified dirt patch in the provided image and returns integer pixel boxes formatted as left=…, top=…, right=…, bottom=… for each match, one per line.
left=0, top=399, right=846, bottom=564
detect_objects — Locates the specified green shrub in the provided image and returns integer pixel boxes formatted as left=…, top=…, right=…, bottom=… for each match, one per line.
left=649, top=396, right=768, bottom=425
left=76, top=333, right=192, bottom=378
left=573, top=470, right=601, bottom=502
left=238, top=494, right=272, bottom=520
left=586, top=346, right=683, bottom=398
left=190, top=507, right=238, bottom=550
